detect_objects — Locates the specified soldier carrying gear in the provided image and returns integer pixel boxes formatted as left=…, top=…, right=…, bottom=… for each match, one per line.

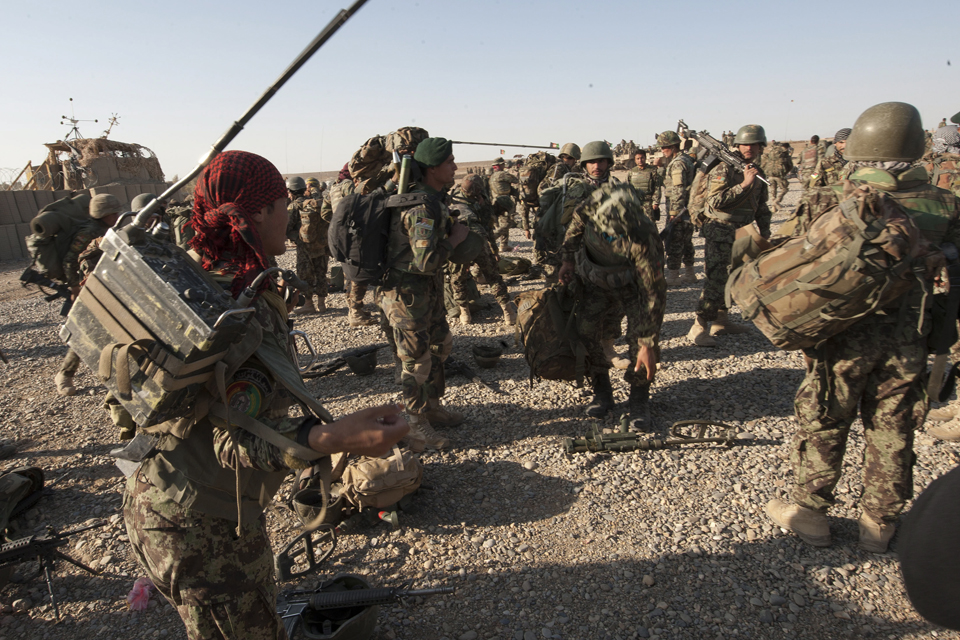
left=286, top=176, right=328, bottom=314
left=539, top=143, right=582, bottom=195
left=658, top=130, right=697, bottom=286
left=489, top=157, right=521, bottom=252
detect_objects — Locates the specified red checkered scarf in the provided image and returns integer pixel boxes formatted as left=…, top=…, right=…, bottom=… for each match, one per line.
left=189, top=151, right=286, bottom=296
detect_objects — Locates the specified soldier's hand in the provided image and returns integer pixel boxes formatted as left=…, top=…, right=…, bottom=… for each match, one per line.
left=740, top=165, right=759, bottom=189
left=309, top=404, right=409, bottom=457
left=525, top=230, right=531, bottom=240
left=635, top=345, right=657, bottom=382
left=558, top=260, right=575, bottom=284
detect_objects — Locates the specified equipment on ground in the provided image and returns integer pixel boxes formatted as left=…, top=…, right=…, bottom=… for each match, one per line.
left=563, top=418, right=739, bottom=454
left=301, top=344, right=385, bottom=379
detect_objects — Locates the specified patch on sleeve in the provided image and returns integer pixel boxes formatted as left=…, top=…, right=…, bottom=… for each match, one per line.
left=226, top=368, right=273, bottom=417
left=414, top=215, right=435, bottom=230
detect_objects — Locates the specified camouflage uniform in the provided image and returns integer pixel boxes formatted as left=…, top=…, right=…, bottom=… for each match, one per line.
left=797, top=142, right=822, bottom=186
left=790, top=165, right=960, bottom=522
left=662, top=153, right=696, bottom=270
left=448, top=188, right=510, bottom=307
left=124, top=289, right=316, bottom=640
left=626, top=164, right=662, bottom=221
left=289, top=195, right=327, bottom=300
left=696, top=160, right=772, bottom=321
left=810, top=150, right=846, bottom=188
left=376, top=182, right=454, bottom=415
left=538, top=162, right=574, bottom=195
left=762, top=144, right=793, bottom=207
left=489, top=168, right=520, bottom=251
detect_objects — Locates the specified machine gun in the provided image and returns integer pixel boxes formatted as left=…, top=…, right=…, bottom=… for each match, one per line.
left=20, top=268, right=73, bottom=315
left=0, top=519, right=106, bottom=618
left=563, top=418, right=739, bottom=454
left=278, top=580, right=454, bottom=638
left=301, top=344, right=386, bottom=379
left=677, top=120, right=769, bottom=186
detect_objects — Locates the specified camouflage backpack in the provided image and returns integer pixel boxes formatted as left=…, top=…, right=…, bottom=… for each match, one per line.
left=348, top=135, right=392, bottom=194
left=534, top=173, right=590, bottom=252
left=687, top=167, right=711, bottom=227
left=514, top=282, right=590, bottom=386
left=726, top=182, right=934, bottom=350
left=25, top=194, right=93, bottom=281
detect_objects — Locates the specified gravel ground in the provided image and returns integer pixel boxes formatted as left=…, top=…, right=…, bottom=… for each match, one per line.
left=0, top=176, right=958, bottom=640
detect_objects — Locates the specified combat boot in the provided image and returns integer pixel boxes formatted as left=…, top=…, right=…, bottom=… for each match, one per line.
left=585, top=371, right=615, bottom=418
left=500, top=301, right=517, bottom=326
left=348, top=310, right=377, bottom=328
left=858, top=512, right=896, bottom=553
left=315, top=296, right=327, bottom=314
left=765, top=499, right=831, bottom=547
left=293, top=296, right=317, bottom=316
left=627, top=384, right=652, bottom=431
left=681, top=265, right=697, bottom=284
left=687, top=316, right=717, bottom=347
left=664, top=268, right=682, bottom=286
left=423, top=403, right=465, bottom=429
left=405, top=413, right=450, bottom=451
left=710, top=310, right=750, bottom=336
left=929, top=418, right=960, bottom=442
left=459, top=306, right=472, bottom=325
left=602, top=339, right=630, bottom=370
left=55, top=372, right=76, bottom=397
left=927, top=403, right=959, bottom=422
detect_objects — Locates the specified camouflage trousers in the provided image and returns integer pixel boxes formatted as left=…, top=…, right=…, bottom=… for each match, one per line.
left=59, top=349, right=81, bottom=375
left=665, top=217, right=695, bottom=270
left=347, top=282, right=370, bottom=313
left=791, top=317, right=925, bottom=521
left=456, top=241, right=509, bottom=307
left=696, top=225, right=732, bottom=321
left=493, top=197, right=516, bottom=251
left=294, top=240, right=328, bottom=298
left=377, top=271, right=452, bottom=414
left=767, top=176, right=788, bottom=206
left=123, top=473, right=285, bottom=640
left=573, top=277, right=654, bottom=387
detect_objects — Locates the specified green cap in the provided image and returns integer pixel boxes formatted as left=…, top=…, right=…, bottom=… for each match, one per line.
left=414, top=138, right=453, bottom=167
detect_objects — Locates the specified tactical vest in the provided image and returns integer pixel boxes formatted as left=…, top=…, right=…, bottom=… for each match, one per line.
left=703, top=166, right=763, bottom=227
left=664, top=154, right=695, bottom=209
left=627, top=167, right=657, bottom=199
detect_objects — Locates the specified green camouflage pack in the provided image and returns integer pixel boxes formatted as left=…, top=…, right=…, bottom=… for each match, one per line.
left=514, top=282, right=590, bottom=386
left=26, top=195, right=94, bottom=281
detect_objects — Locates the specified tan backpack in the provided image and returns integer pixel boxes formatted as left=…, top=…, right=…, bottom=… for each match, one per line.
left=339, top=447, right=422, bottom=511
left=726, top=183, right=935, bottom=350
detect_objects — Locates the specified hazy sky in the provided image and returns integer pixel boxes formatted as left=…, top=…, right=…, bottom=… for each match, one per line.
left=2, top=0, right=956, bottom=180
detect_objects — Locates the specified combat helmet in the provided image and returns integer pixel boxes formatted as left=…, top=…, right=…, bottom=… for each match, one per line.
left=733, top=125, right=767, bottom=145
left=492, top=157, right=505, bottom=166
left=306, top=177, right=321, bottom=188
left=559, top=142, right=581, bottom=161
left=131, top=193, right=157, bottom=212
left=845, top=102, right=925, bottom=162
left=579, top=141, right=614, bottom=165
left=90, top=194, right=121, bottom=219
left=657, top=131, right=681, bottom=148
left=286, top=176, right=306, bottom=191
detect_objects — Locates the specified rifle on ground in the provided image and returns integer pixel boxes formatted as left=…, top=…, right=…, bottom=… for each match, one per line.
left=278, top=581, right=454, bottom=638
left=563, top=418, right=738, bottom=454
left=0, top=519, right=106, bottom=618
left=19, top=268, right=73, bottom=316
left=445, top=356, right=499, bottom=394
left=301, top=344, right=386, bottom=379
left=677, top=120, right=769, bottom=186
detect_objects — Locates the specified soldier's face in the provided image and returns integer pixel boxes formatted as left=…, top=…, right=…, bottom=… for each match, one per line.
left=634, top=154, right=646, bottom=168
left=661, top=146, right=677, bottom=160
left=738, top=143, right=761, bottom=162
left=836, top=140, right=847, bottom=153
left=585, top=159, right=611, bottom=178
left=254, top=197, right=289, bottom=257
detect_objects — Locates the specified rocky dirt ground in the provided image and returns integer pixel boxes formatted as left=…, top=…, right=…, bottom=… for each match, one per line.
left=0, top=176, right=958, bottom=640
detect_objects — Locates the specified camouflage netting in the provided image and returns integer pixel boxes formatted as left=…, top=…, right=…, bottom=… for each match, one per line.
left=70, top=139, right=165, bottom=182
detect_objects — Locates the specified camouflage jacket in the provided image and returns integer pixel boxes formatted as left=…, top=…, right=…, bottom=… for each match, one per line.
left=449, top=188, right=495, bottom=238
left=626, top=166, right=661, bottom=205
left=761, top=145, right=793, bottom=178
left=386, top=182, right=452, bottom=275
left=62, top=220, right=108, bottom=287
left=797, top=143, right=822, bottom=177
left=702, top=160, right=772, bottom=241
left=489, top=169, right=519, bottom=197
left=286, top=196, right=303, bottom=242
left=662, top=153, right=695, bottom=213
left=538, top=163, right=577, bottom=194
left=925, top=153, right=960, bottom=197
left=810, top=152, right=847, bottom=188
left=296, top=196, right=327, bottom=257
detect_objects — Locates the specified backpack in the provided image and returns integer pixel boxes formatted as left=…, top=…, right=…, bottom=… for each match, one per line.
left=26, top=195, right=93, bottom=281
left=338, top=447, right=422, bottom=510
left=514, top=282, right=590, bottom=385
left=726, top=184, right=933, bottom=350
left=534, top=174, right=590, bottom=252
left=328, top=191, right=432, bottom=284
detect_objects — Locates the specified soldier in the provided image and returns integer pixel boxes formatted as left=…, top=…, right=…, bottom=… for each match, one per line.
left=557, top=183, right=666, bottom=428
left=765, top=102, right=960, bottom=552
left=797, top=135, right=823, bottom=186
left=489, top=157, right=521, bottom=252
left=539, top=143, right=581, bottom=194
left=657, top=131, right=697, bottom=286
left=761, top=140, right=794, bottom=211
left=300, top=179, right=330, bottom=313
left=625, top=148, right=662, bottom=222
left=54, top=194, right=122, bottom=396
left=924, top=124, right=960, bottom=197
left=687, top=124, right=771, bottom=346
left=378, top=138, right=470, bottom=450
left=285, top=176, right=324, bottom=315
left=810, top=128, right=851, bottom=188
left=122, top=151, right=408, bottom=640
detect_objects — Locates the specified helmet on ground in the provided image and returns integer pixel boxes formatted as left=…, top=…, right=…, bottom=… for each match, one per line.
left=286, top=176, right=306, bottom=191
left=131, top=193, right=157, bottom=212
left=845, top=102, right=925, bottom=162
left=657, top=131, right=681, bottom=148
left=733, top=125, right=767, bottom=145
left=559, top=143, right=581, bottom=160
left=579, top=141, right=614, bottom=165
left=90, top=194, right=121, bottom=219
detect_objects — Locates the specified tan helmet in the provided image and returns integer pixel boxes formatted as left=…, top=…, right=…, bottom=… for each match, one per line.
left=579, top=141, right=614, bottom=165
left=845, top=102, right=926, bottom=162
left=733, top=125, right=767, bottom=145
left=559, top=143, right=581, bottom=161
left=90, top=194, right=121, bottom=219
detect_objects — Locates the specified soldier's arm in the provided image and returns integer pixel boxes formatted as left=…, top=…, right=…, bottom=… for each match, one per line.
left=629, top=225, right=667, bottom=348
left=319, top=192, right=333, bottom=223
left=402, top=202, right=448, bottom=273
left=705, top=163, right=752, bottom=211
left=62, top=230, right=95, bottom=288
left=212, top=414, right=315, bottom=472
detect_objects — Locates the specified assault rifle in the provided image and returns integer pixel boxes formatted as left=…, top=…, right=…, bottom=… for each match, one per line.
left=446, top=356, right=499, bottom=394
left=301, top=344, right=386, bottom=379
left=563, top=418, right=739, bottom=454
left=677, top=120, right=769, bottom=186
left=19, top=268, right=72, bottom=315
left=278, top=581, right=455, bottom=638
left=0, top=519, right=106, bottom=618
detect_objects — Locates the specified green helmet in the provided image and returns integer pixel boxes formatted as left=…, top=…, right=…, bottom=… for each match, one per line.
left=845, top=102, right=925, bottom=162
left=286, top=176, right=306, bottom=191
left=952, top=111, right=960, bottom=125
left=90, top=194, right=121, bottom=219
left=657, top=131, right=681, bottom=148
left=305, top=177, right=321, bottom=188
left=733, top=125, right=767, bottom=145
left=559, top=142, right=581, bottom=160
left=131, top=193, right=157, bottom=212
left=579, top=141, right=613, bottom=165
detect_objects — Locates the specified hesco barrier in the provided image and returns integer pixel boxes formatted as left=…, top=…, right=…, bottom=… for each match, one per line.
left=0, top=183, right=172, bottom=262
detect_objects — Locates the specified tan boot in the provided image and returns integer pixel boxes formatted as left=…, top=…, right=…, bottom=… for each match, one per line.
left=710, top=310, right=750, bottom=335
left=927, top=403, right=959, bottom=422
left=406, top=414, right=450, bottom=450
left=423, top=404, right=465, bottom=428
left=765, top=499, right=831, bottom=547
left=664, top=268, right=682, bottom=286
left=858, top=513, right=896, bottom=553
left=687, top=316, right=716, bottom=347
left=681, top=265, right=697, bottom=284
left=929, top=418, right=960, bottom=442
left=500, top=301, right=517, bottom=326
left=55, top=372, right=76, bottom=397
left=348, top=310, right=377, bottom=327
left=315, top=296, right=327, bottom=314
left=459, top=306, right=472, bottom=325
left=602, top=339, right=630, bottom=370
